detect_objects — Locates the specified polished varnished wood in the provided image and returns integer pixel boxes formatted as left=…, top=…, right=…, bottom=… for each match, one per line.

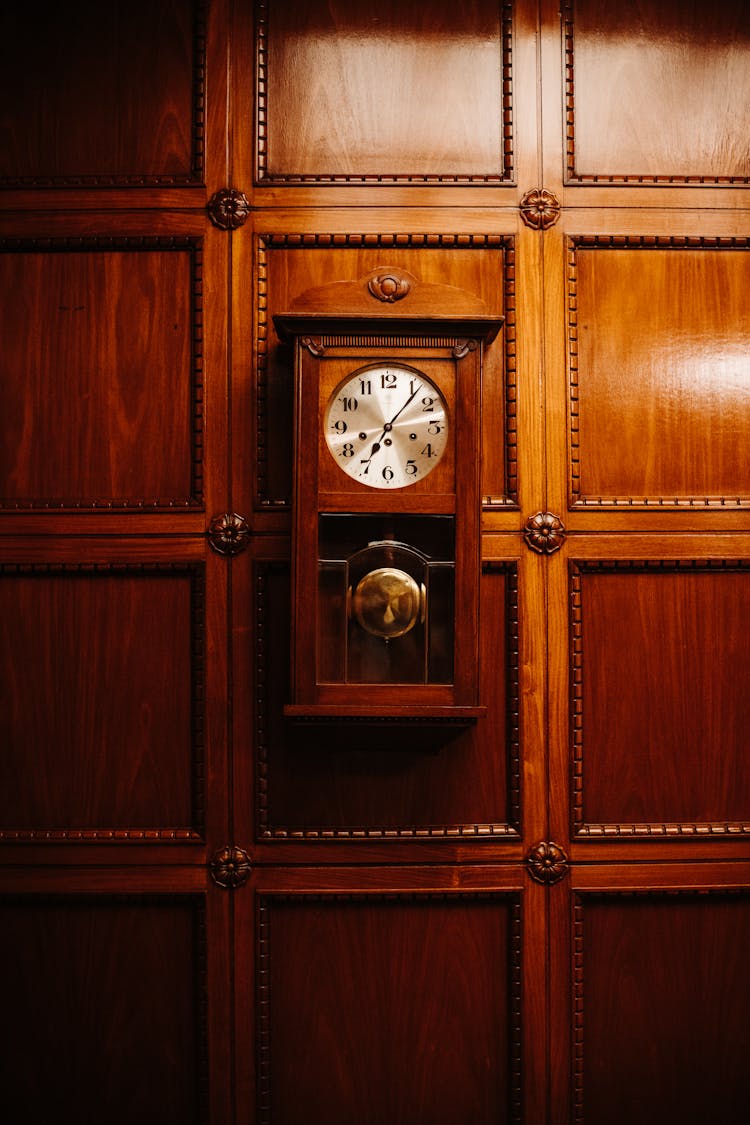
left=259, top=0, right=512, bottom=183
left=0, top=567, right=200, bottom=836
left=0, top=1, right=201, bottom=185
left=260, top=893, right=519, bottom=1124
left=0, top=896, right=207, bottom=1125
left=0, top=242, right=200, bottom=507
left=573, top=562, right=750, bottom=833
left=2, top=1, right=749, bottom=1122
left=564, top=0, right=750, bottom=182
left=576, top=892, right=750, bottom=1123
left=569, top=239, right=750, bottom=506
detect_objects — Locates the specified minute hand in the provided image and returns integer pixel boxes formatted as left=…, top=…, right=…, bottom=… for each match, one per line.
left=385, top=382, right=422, bottom=429
left=359, top=383, right=423, bottom=470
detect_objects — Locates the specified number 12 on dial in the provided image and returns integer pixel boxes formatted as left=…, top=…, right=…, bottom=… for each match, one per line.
left=324, top=364, right=448, bottom=489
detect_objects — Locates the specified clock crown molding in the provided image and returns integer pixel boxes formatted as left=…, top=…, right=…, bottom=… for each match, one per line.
left=273, top=266, right=503, bottom=344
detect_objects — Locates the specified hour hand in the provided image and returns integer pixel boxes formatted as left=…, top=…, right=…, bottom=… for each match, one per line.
left=358, top=438, right=382, bottom=473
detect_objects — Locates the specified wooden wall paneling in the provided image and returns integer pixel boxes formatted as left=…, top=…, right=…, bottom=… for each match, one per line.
left=572, top=889, right=750, bottom=1124
left=235, top=868, right=550, bottom=1125
left=0, top=1, right=234, bottom=1121
left=254, top=0, right=513, bottom=186
left=0, top=0, right=206, bottom=188
left=540, top=0, right=750, bottom=212
left=0, top=237, right=203, bottom=510
left=0, top=538, right=230, bottom=858
left=545, top=544, right=572, bottom=856
left=499, top=221, right=545, bottom=531
left=8, top=1, right=750, bottom=1119
left=539, top=221, right=568, bottom=522
left=550, top=863, right=750, bottom=1123
left=545, top=214, right=750, bottom=535
left=0, top=893, right=211, bottom=1125
left=483, top=532, right=547, bottom=855
left=570, top=559, right=750, bottom=839
left=566, top=236, right=750, bottom=511
left=548, top=878, right=573, bottom=1125
left=548, top=533, right=750, bottom=867
left=254, top=887, right=523, bottom=1125
left=561, top=0, right=750, bottom=186
left=234, top=864, right=546, bottom=1125
left=0, top=562, right=203, bottom=839
left=239, top=0, right=541, bottom=214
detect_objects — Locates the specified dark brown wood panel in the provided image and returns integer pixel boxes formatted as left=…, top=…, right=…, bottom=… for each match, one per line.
left=571, top=560, right=750, bottom=836
left=257, top=0, right=512, bottom=184
left=0, top=895, right=208, bottom=1125
left=564, top=0, right=750, bottom=183
left=254, top=560, right=519, bottom=838
left=0, top=240, right=202, bottom=509
left=2, top=4, right=747, bottom=1122
left=258, top=892, right=521, bottom=1124
left=256, top=235, right=514, bottom=508
left=568, top=238, right=750, bottom=508
left=0, top=565, right=204, bottom=838
left=575, top=891, right=750, bottom=1123
left=0, top=0, right=204, bottom=186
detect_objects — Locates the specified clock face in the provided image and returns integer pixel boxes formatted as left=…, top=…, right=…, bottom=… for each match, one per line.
left=324, top=364, right=449, bottom=489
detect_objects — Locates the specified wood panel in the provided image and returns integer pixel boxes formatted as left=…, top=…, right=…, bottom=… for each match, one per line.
left=254, top=560, right=519, bottom=838
left=567, top=237, right=750, bottom=509
left=257, top=0, right=513, bottom=184
left=257, top=892, right=521, bottom=1125
left=570, top=560, right=750, bottom=836
left=0, top=895, right=208, bottom=1125
left=574, top=891, right=750, bottom=1123
left=2, top=3, right=747, bottom=1122
left=0, top=0, right=204, bottom=186
left=255, top=234, right=515, bottom=508
left=563, top=0, right=750, bottom=184
left=0, top=565, right=204, bottom=839
left=0, top=240, right=203, bottom=509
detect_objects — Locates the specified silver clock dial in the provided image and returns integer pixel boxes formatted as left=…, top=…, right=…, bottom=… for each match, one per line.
left=325, top=365, right=448, bottom=489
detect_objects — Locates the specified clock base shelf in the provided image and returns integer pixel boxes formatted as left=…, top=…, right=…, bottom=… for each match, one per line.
left=283, top=704, right=486, bottom=725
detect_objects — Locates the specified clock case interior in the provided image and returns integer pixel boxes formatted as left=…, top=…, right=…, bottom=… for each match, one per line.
left=274, top=267, right=502, bottom=723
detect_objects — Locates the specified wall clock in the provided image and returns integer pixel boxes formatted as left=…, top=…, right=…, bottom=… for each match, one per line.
left=274, top=267, right=502, bottom=721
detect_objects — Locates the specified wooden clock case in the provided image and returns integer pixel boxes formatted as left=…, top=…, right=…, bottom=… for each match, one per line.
left=274, top=267, right=502, bottom=722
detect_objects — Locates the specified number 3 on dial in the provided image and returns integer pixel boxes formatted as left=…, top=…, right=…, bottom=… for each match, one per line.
left=324, top=364, right=449, bottom=489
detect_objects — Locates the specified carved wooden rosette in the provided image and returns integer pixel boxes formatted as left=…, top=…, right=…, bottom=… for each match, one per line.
left=207, top=187, right=251, bottom=230
left=519, top=188, right=561, bottom=230
left=209, top=845, right=252, bottom=889
left=526, top=841, right=569, bottom=884
left=524, top=511, right=566, bottom=554
left=367, top=270, right=412, bottom=303
left=208, top=512, right=250, bottom=556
